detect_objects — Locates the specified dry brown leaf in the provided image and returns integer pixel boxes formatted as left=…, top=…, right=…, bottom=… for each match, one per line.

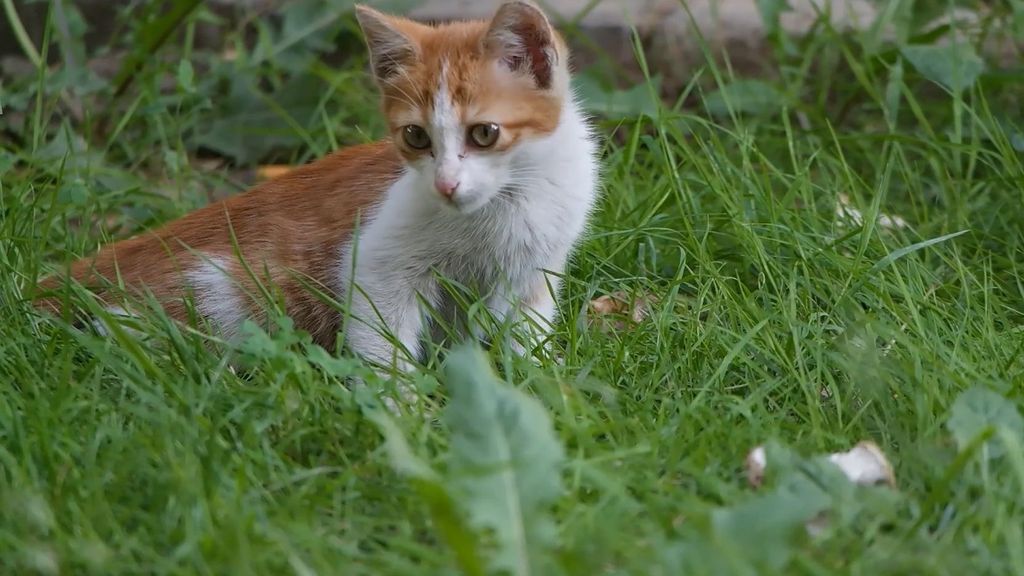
left=587, top=290, right=659, bottom=332
left=256, top=165, right=294, bottom=181
left=835, top=193, right=908, bottom=230
left=745, top=445, right=769, bottom=488
left=826, top=441, right=895, bottom=487
left=193, top=158, right=225, bottom=172
left=744, top=440, right=895, bottom=536
left=745, top=440, right=895, bottom=489
left=588, top=292, right=626, bottom=316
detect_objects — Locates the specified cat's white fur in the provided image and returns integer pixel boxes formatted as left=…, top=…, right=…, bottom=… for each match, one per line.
left=187, top=255, right=248, bottom=341
left=338, top=87, right=599, bottom=373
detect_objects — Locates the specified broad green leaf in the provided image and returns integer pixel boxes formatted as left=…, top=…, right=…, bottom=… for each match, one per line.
left=710, top=441, right=901, bottom=571
left=304, top=345, right=361, bottom=379
left=711, top=489, right=822, bottom=570
left=0, top=150, right=15, bottom=176
left=1012, top=131, right=1024, bottom=152
left=710, top=442, right=832, bottom=570
left=574, top=74, right=661, bottom=120
left=365, top=406, right=487, bottom=576
left=49, top=66, right=109, bottom=98
left=444, top=344, right=565, bottom=576
left=177, top=60, right=195, bottom=94
left=902, top=42, right=985, bottom=94
left=252, top=0, right=357, bottom=69
left=192, top=71, right=326, bottom=164
left=947, top=386, right=1024, bottom=459
left=757, top=0, right=791, bottom=36
left=704, top=79, right=786, bottom=117
left=33, top=131, right=105, bottom=172
left=112, top=0, right=203, bottom=97
left=56, top=179, right=91, bottom=206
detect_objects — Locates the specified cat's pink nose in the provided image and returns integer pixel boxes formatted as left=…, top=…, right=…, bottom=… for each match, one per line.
left=434, top=177, right=460, bottom=199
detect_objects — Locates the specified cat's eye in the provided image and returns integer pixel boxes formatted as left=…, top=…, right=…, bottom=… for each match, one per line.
left=402, top=125, right=431, bottom=150
left=468, top=123, right=500, bottom=148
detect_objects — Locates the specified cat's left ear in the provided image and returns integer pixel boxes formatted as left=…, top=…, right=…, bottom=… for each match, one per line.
left=484, top=0, right=559, bottom=90
left=355, top=5, right=420, bottom=85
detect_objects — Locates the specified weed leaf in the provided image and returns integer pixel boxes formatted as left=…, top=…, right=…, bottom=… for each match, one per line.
left=176, top=60, right=195, bottom=94
left=757, top=0, right=791, bottom=36
left=443, top=344, right=565, bottom=576
left=711, top=442, right=832, bottom=570
left=111, top=0, right=203, bottom=97
left=365, top=407, right=487, bottom=576
left=947, top=386, right=1024, bottom=459
left=574, top=74, right=661, bottom=119
left=705, top=79, right=786, bottom=117
left=252, top=0, right=356, bottom=69
left=192, top=71, right=326, bottom=163
left=902, top=42, right=985, bottom=94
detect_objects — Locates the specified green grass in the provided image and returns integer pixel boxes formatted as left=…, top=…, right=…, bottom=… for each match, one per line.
left=2, top=1, right=1024, bottom=574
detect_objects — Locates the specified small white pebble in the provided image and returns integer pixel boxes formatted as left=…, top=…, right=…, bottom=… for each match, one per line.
left=744, top=441, right=894, bottom=488
left=827, top=441, right=895, bottom=486
left=835, top=194, right=908, bottom=230
left=745, top=445, right=767, bottom=487
left=743, top=440, right=896, bottom=537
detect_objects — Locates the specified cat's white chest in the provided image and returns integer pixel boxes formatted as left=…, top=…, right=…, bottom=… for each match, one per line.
left=438, top=194, right=565, bottom=288
left=342, top=107, right=597, bottom=301
left=351, top=173, right=584, bottom=294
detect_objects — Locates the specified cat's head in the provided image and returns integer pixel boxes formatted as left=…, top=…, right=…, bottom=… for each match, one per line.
left=355, top=1, right=570, bottom=213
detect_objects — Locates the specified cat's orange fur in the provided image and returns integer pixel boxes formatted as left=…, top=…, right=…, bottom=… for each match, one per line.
left=34, top=1, right=574, bottom=351
left=36, top=142, right=402, bottom=346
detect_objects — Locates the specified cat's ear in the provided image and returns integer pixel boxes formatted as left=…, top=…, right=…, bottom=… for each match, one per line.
left=484, top=0, right=558, bottom=89
left=355, top=5, right=419, bottom=84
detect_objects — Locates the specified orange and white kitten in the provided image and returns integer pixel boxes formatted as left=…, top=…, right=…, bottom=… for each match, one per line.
left=36, top=1, right=599, bottom=377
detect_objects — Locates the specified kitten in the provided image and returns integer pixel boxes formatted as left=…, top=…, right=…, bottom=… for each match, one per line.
left=35, top=0, right=600, bottom=380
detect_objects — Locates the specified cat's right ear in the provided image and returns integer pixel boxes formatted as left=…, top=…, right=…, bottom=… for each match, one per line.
left=485, top=0, right=558, bottom=90
left=355, top=5, right=419, bottom=84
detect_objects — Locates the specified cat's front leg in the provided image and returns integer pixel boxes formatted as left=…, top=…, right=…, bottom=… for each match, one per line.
left=344, top=271, right=435, bottom=404
left=486, top=272, right=561, bottom=361
left=517, top=275, right=560, bottom=358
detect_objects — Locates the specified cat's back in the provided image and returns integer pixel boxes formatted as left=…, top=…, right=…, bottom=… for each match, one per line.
left=38, top=140, right=405, bottom=305
left=203, top=140, right=404, bottom=247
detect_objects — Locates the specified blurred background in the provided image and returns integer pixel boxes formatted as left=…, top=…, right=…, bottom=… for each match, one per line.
left=1, top=0, right=1021, bottom=231
left=3, top=1, right=1021, bottom=149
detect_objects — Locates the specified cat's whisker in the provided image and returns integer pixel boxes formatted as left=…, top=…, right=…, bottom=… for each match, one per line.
left=378, top=78, right=422, bottom=112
